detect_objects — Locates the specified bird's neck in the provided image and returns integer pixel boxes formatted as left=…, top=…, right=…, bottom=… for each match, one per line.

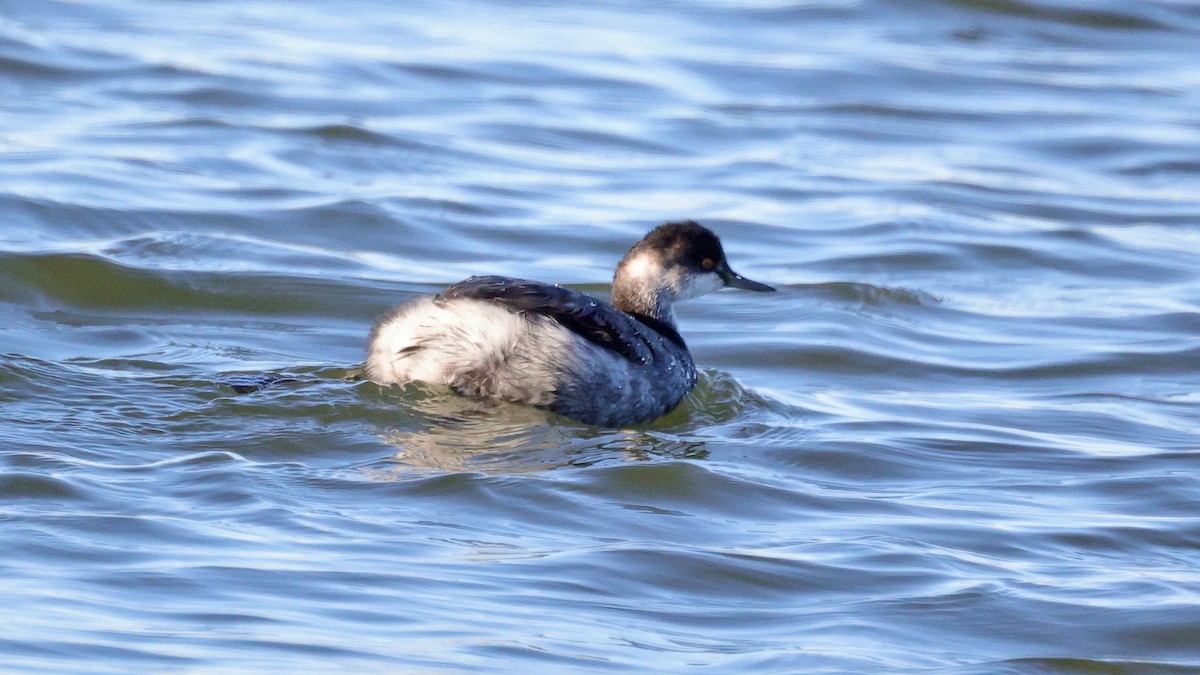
left=612, top=252, right=678, bottom=327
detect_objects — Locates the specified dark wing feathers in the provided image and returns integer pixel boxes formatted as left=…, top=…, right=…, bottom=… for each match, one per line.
left=437, top=275, right=663, bottom=364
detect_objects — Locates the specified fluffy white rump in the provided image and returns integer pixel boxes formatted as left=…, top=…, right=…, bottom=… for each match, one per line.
left=365, top=297, right=572, bottom=406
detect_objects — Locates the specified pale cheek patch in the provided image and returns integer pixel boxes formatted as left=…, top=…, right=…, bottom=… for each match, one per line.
left=621, top=252, right=661, bottom=284
left=677, top=271, right=725, bottom=300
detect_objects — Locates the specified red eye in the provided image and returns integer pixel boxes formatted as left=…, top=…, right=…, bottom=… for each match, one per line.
left=701, top=258, right=715, bottom=271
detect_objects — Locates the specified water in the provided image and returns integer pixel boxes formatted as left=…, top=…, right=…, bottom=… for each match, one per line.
left=2, top=0, right=1199, bottom=671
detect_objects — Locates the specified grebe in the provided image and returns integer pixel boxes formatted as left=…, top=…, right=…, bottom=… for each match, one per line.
left=365, top=221, right=774, bottom=426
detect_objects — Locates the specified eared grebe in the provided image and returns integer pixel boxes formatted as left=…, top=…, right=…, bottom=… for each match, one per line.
left=365, top=221, right=774, bottom=426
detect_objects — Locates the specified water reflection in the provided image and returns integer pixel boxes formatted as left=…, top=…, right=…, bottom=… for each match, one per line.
left=367, top=379, right=760, bottom=474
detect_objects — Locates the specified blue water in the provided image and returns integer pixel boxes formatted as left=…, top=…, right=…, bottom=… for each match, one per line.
left=2, top=0, right=1199, bottom=671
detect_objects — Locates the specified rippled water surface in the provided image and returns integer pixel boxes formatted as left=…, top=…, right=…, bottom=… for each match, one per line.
left=3, top=0, right=1199, bottom=671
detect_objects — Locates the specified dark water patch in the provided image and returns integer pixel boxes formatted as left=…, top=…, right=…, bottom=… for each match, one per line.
left=0, top=250, right=393, bottom=320
left=0, top=52, right=85, bottom=79
left=1112, top=157, right=1200, bottom=179
left=966, top=658, right=1200, bottom=675
left=0, top=30, right=148, bottom=86
left=0, top=472, right=89, bottom=500
left=1041, top=520, right=1200, bottom=560
left=557, top=545, right=899, bottom=602
left=222, top=371, right=304, bottom=394
left=928, top=0, right=1170, bottom=31
left=753, top=432, right=1036, bottom=483
left=295, top=123, right=416, bottom=147
left=811, top=101, right=998, bottom=125
left=569, top=462, right=830, bottom=526
left=153, top=83, right=279, bottom=110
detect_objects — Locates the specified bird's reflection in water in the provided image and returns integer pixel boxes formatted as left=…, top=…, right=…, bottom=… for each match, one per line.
left=368, top=383, right=709, bottom=475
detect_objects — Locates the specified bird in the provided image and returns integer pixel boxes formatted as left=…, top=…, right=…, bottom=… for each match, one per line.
left=365, top=220, right=774, bottom=426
